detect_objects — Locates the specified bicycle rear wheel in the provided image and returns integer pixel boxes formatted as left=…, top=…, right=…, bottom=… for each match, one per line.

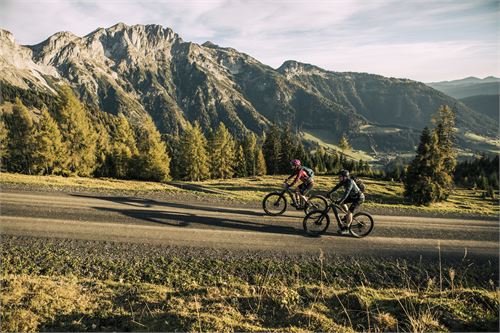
left=262, top=193, right=287, bottom=216
left=303, top=210, right=330, bottom=236
left=304, top=195, right=328, bottom=214
left=349, top=212, right=374, bottom=238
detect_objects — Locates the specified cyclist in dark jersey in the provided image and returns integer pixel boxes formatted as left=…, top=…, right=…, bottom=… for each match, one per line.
left=327, top=169, right=365, bottom=234
left=284, top=159, right=315, bottom=208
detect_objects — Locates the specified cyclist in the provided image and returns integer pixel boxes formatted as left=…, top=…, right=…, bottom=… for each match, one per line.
left=284, top=159, right=315, bottom=208
left=327, top=169, right=365, bottom=234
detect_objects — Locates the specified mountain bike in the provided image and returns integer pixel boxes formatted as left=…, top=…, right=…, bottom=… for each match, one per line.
left=262, top=184, right=328, bottom=216
left=302, top=199, right=374, bottom=237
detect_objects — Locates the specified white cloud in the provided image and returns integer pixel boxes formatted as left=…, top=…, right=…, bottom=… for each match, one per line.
left=0, top=0, right=498, bottom=81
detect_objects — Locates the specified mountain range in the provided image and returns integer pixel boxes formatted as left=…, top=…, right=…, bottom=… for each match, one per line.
left=0, top=23, right=498, bottom=157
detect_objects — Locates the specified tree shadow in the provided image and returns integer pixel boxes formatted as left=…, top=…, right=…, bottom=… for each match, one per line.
left=92, top=206, right=305, bottom=236
left=72, top=194, right=266, bottom=217
left=72, top=193, right=343, bottom=237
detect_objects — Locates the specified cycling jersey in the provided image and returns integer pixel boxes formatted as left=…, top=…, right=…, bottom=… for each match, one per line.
left=287, top=166, right=314, bottom=186
left=329, top=178, right=364, bottom=203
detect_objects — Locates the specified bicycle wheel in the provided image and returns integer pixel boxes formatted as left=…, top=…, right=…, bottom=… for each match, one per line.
left=262, top=192, right=287, bottom=216
left=303, top=210, right=330, bottom=236
left=349, top=212, right=374, bottom=238
left=304, top=195, right=329, bottom=214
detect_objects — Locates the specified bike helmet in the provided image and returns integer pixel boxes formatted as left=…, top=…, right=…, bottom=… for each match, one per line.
left=290, top=159, right=301, bottom=167
left=339, top=169, right=350, bottom=177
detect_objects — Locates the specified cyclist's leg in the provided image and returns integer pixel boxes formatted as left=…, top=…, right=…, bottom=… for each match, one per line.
left=299, top=181, right=313, bottom=204
left=346, top=197, right=363, bottom=226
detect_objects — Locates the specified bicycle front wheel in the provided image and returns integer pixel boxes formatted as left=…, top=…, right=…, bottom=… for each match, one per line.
left=262, top=193, right=287, bottom=216
left=304, top=195, right=329, bottom=214
left=303, top=210, right=330, bottom=236
left=349, top=212, right=374, bottom=238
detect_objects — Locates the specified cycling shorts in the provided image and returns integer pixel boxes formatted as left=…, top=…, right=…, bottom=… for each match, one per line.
left=343, top=195, right=365, bottom=213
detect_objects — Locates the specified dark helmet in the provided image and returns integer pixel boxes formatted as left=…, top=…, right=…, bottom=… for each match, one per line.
left=290, top=159, right=301, bottom=167
left=339, top=169, right=350, bottom=178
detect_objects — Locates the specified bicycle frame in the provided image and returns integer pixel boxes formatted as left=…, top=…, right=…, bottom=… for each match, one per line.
left=324, top=202, right=348, bottom=229
left=279, top=187, right=301, bottom=206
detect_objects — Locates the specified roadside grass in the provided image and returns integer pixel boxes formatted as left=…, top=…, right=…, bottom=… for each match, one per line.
left=1, top=236, right=498, bottom=332
left=1, top=172, right=498, bottom=216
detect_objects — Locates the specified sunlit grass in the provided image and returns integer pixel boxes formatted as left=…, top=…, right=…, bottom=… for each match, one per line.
left=1, top=172, right=498, bottom=215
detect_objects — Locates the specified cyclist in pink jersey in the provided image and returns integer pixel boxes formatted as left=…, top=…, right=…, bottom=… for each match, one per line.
left=284, top=159, right=315, bottom=208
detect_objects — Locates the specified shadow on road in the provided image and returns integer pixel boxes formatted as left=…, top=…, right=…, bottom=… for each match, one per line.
left=92, top=206, right=305, bottom=236
left=74, top=194, right=342, bottom=237
left=72, top=194, right=266, bottom=217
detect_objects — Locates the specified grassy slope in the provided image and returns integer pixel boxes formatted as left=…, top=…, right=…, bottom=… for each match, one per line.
left=1, top=236, right=499, bottom=332
left=2, top=172, right=497, bottom=216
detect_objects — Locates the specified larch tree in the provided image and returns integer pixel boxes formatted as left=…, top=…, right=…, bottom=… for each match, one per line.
left=4, top=99, right=35, bottom=173
left=31, top=108, right=65, bottom=175
left=208, top=122, right=236, bottom=179
left=0, top=117, right=9, bottom=167
left=111, top=114, right=139, bottom=179
left=135, top=116, right=171, bottom=182
left=234, top=144, right=247, bottom=178
left=56, top=86, right=97, bottom=176
left=177, top=122, right=210, bottom=181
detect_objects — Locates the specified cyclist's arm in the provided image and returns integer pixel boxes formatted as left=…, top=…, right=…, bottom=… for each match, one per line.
left=327, top=182, right=342, bottom=197
left=285, top=172, right=299, bottom=186
left=338, top=181, right=354, bottom=203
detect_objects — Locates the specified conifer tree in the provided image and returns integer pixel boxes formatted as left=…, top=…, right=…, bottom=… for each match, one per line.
left=177, top=122, right=210, bottom=181
left=339, top=134, right=351, bottom=152
left=208, top=122, right=236, bottom=179
left=110, top=115, right=139, bottom=179
left=256, top=145, right=267, bottom=176
left=404, top=127, right=440, bottom=204
left=263, top=124, right=281, bottom=175
left=0, top=117, right=9, bottom=167
left=93, top=122, right=113, bottom=178
left=4, top=99, right=35, bottom=173
left=432, top=105, right=456, bottom=199
left=56, top=86, right=97, bottom=176
left=135, top=116, right=171, bottom=181
left=279, top=124, right=296, bottom=173
left=31, top=108, right=65, bottom=175
left=234, top=144, right=247, bottom=178
left=243, top=132, right=257, bottom=176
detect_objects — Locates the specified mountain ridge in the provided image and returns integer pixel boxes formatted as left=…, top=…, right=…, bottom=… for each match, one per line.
left=0, top=23, right=497, bottom=155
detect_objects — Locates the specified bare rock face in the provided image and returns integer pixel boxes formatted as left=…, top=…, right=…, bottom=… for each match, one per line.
left=0, top=23, right=496, bottom=153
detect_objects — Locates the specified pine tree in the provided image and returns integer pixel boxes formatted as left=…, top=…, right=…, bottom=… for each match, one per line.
left=339, top=134, right=351, bottom=152
left=135, top=117, right=171, bottom=182
left=279, top=124, right=296, bottom=174
left=263, top=124, right=281, bottom=175
left=256, top=145, right=267, bottom=176
left=404, top=127, right=439, bottom=204
left=243, top=132, right=257, bottom=176
left=234, top=144, right=247, bottom=178
left=56, top=86, right=97, bottom=176
left=110, top=115, right=139, bottom=179
left=208, top=123, right=236, bottom=179
left=4, top=99, right=35, bottom=173
left=31, top=108, right=65, bottom=175
left=93, top=122, right=113, bottom=178
left=432, top=105, right=456, bottom=199
left=177, top=122, right=210, bottom=181
left=0, top=117, right=9, bottom=168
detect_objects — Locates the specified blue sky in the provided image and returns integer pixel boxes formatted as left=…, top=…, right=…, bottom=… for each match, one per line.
left=1, top=0, right=498, bottom=82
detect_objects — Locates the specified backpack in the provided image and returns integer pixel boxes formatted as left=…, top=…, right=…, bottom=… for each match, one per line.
left=301, top=166, right=315, bottom=178
left=352, top=176, right=366, bottom=193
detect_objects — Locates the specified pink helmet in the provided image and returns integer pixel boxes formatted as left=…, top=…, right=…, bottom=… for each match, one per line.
left=290, top=159, right=301, bottom=167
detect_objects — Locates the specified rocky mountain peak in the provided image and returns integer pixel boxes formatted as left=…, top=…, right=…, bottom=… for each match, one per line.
left=0, top=29, right=16, bottom=45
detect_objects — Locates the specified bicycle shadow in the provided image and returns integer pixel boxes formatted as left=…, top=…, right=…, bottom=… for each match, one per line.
left=92, top=206, right=304, bottom=236
left=74, top=194, right=343, bottom=238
